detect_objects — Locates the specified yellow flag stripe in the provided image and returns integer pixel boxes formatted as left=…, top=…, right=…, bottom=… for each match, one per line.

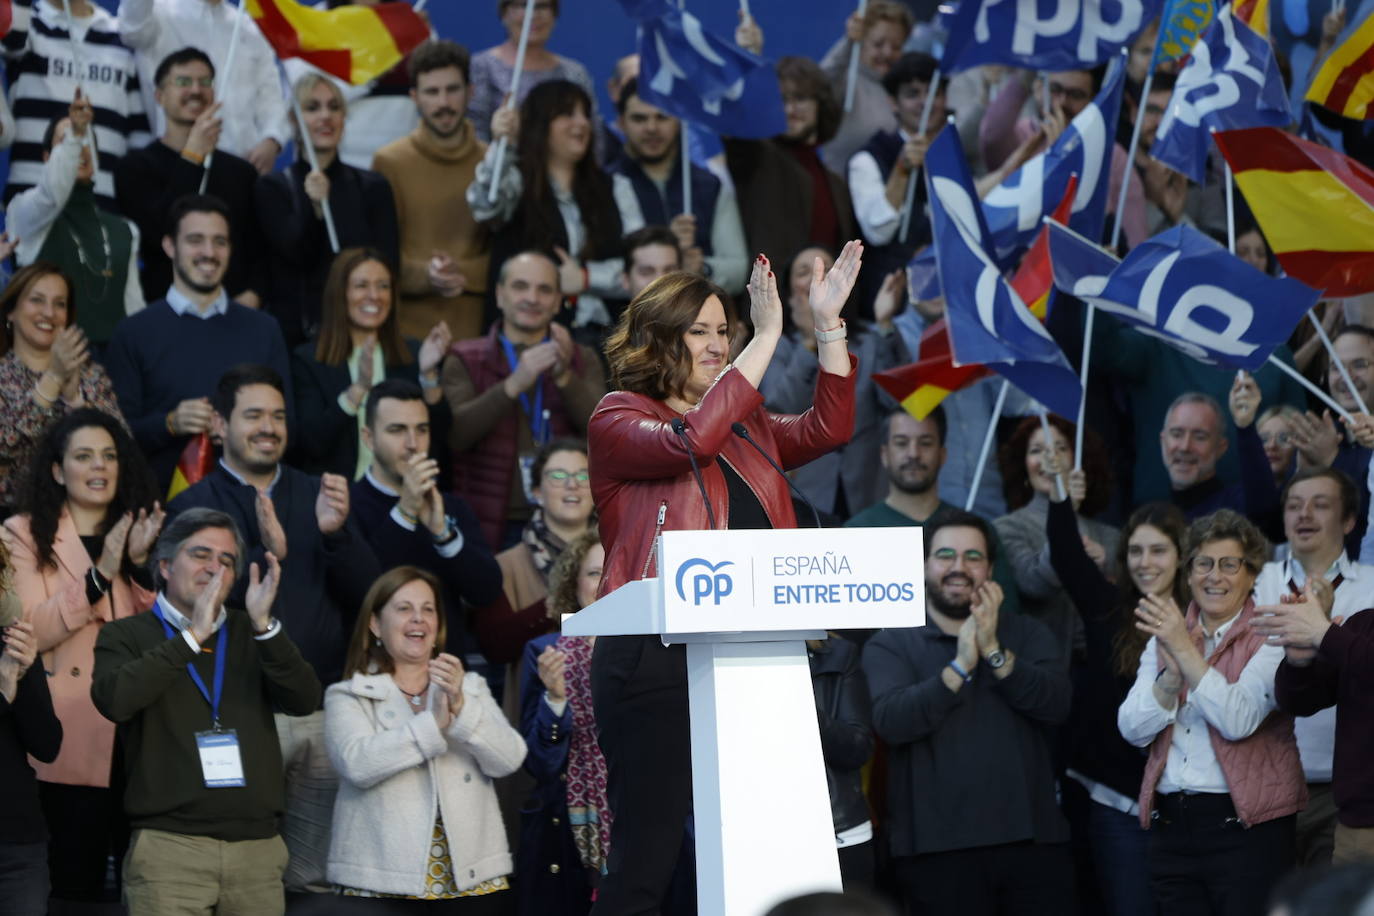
left=1234, top=169, right=1374, bottom=253
left=246, top=0, right=405, bottom=84
left=1305, top=11, right=1374, bottom=116
left=901, top=386, right=952, bottom=421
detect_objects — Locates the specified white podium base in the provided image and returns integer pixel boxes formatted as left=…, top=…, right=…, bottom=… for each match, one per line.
left=686, top=639, right=843, bottom=915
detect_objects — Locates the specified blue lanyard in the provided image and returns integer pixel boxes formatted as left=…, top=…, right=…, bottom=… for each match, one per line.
left=499, top=334, right=549, bottom=445
left=152, top=600, right=229, bottom=727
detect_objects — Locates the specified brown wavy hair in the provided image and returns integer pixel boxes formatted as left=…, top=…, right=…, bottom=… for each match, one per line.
left=604, top=271, right=735, bottom=400
left=343, top=566, right=447, bottom=677
left=999, top=414, right=1112, bottom=516
left=777, top=57, right=841, bottom=146
left=546, top=527, right=601, bottom=619
left=312, top=248, right=412, bottom=368
left=0, top=263, right=75, bottom=355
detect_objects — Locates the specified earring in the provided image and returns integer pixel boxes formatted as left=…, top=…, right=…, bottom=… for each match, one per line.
left=372, top=635, right=381, bottom=647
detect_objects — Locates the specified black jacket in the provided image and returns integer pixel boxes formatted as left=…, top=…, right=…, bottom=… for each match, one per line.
left=0, top=661, right=61, bottom=843
left=810, top=635, right=874, bottom=836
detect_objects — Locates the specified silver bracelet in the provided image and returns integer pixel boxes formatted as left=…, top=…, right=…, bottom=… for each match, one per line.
left=814, top=319, right=847, bottom=344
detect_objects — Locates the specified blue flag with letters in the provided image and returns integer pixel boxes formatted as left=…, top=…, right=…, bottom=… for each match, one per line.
left=1046, top=221, right=1319, bottom=370
left=924, top=127, right=1083, bottom=419
left=940, top=0, right=1162, bottom=73
left=1149, top=6, right=1290, bottom=184
left=982, top=56, right=1125, bottom=262
left=635, top=8, right=786, bottom=139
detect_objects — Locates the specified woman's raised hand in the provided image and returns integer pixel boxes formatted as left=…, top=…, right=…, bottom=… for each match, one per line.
left=810, top=240, right=864, bottom=329
left=746, top=254, right=783, bottom=340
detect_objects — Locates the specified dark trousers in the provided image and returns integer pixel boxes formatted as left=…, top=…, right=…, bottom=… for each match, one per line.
left=39, top=780, right=129, bottom=902
left=839, top=841, right=876, bottom=892
left=590, top=636, right=694, bottom=916
left=1147, top=793, right=1295, bottom=916
left=321, top=892, right=513, bottom=913
left=893, top=842, right=1074, bottom=916
left=0, top=840, right=50, bottom=916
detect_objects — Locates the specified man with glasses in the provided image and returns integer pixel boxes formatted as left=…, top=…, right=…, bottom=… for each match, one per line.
left=91, top=508, right=321, bottom=915
left=116, top=47, right=262, bottom=308
left=863, top=512, right=1071, bottom=915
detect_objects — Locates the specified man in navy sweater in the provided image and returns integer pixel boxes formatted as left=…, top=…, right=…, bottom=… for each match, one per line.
left=166, top=363, right=379, bottom=899
left=104, top=193, right=292, bottom=490
left=352, top=379, right=502, bottom=658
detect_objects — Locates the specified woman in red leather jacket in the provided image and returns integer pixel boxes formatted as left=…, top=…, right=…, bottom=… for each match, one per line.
left=586, top=242, right=864, bottom=914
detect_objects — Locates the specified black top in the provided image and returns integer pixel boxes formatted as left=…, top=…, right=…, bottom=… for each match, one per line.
left=720, top=459, right=770, bottom=530
left=0, top=660, right=62, bottom=843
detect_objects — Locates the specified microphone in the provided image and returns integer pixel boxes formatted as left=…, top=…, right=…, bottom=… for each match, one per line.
left=731, top=422, right=823, bottom=529
left=671, top=418, right=717, bottom=530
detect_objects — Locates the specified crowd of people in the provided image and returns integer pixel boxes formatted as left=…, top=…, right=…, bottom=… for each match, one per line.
left=0, top=0, right=1373, bottom=914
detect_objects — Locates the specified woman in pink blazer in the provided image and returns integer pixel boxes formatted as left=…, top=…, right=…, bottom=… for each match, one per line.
left=0, top=408, right=162, bottom=905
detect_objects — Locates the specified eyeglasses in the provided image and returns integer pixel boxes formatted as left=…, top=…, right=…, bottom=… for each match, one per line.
left=1048, top=81, right=1091, bottom=104
left=1260, top=431, right=1292, bottom=446
left=1189, top=556, right=1247, bottom=575
left=543, top=469, right=590, bottom=486
left=931, top=547, right=988, bottom=565
left=1333, top=359, right=1373, bottom=373
left=169, top=76, right=214, bottom=89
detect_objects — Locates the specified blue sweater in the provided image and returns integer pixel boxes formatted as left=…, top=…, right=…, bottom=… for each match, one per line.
left=103, top=300, right=294, bottom=489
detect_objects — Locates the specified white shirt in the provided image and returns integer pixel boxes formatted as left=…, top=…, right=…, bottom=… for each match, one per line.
left=1118, top=614, right=1284, bottom=794
left=166, top=284, right=229, bottom=318
left=847, top=128, right=913, bottom=246
left=156, top=592, right=280, bottom=649
left=1253, top=554, right=1368, bottom=781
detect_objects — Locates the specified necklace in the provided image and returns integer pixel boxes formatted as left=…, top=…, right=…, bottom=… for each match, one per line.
left=63, top=213, right=113, bottom=301
left=397, top=683, right=427, bottom=708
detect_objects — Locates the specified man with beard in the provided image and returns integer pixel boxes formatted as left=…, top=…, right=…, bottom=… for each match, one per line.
left=165, top=363, right=380, bottom=899
left=846, top=407, right=1021, bottom=615
left=371, top=39, right=491, bottom=340
left=105, top=194, right=292, bottom=491
left=116, top=47, right=263, bottom=308
left=862, top=513, right=1072, bottom=915
left=1160, top=388, right=1280, bottom=526
left=607, top=78, right=748, bottom=294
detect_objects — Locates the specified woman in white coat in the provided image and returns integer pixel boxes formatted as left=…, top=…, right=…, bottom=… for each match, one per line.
left=325, top=566, right=528, bottom=912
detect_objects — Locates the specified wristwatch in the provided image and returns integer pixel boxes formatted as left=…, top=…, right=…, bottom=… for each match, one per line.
left=983, top=647, right=1007, bottom=670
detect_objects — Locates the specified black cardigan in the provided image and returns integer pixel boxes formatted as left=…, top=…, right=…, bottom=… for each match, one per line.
left=0, top=661, right=62, bottom=844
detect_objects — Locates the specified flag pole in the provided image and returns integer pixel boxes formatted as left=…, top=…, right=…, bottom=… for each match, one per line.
left=414, top=0, right=429, bottom=11
left=898, top=72, right=942, bottom=245
left=1309, top=310, right=1371, bottom=414
left=200, top=0, right=247, bottom=194
left=1036, top=407, right=1068, bottom=502
left=681, top=128, right=692, bottom=219
left=1225, top=162, right=1236, bottom=252
left=290, top=91, right=341, bottom=253
left=844, top=0, right=868, bottom=113
left=59, top=0, right=95, bottom=156
left=487, top=0, right=537, bottom=204
left=964, top=379, right=1010, bottom=512
left=1111, top=69, right=1152, bottom=251
left=1267, top=353, right=1355, bottom=423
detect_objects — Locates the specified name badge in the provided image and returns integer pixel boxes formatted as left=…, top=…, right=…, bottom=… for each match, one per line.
left=195, top=729, right=246, bottom=788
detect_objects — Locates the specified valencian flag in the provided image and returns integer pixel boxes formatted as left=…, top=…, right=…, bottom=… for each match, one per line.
left=1214, top=126, right=1374, bottom=297
left=1152, top=0, right=1213, bottom=69
left=246, top=0, right=428, bottom=85
left=1305, top=6, right=1374, bottom=120
left=167, top=433, right=215, bottom=501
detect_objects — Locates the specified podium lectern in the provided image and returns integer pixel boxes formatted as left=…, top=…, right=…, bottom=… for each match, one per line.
left=563, top=527, right=924, bottom=916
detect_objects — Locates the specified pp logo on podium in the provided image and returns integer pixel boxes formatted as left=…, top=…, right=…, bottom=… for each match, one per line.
left=675, top=558, right=735, bottom=606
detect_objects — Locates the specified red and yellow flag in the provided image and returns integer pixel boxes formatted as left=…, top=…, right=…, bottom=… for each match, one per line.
left=1233, top=0, right=1269, bottom=37
left=1305, top=8, right=1374, bottom=120
left=1214, top=126, right=1374, bottom=297
left=167, top=432, right=215, bottom=501
left=246, top=0, right=429, bottom=86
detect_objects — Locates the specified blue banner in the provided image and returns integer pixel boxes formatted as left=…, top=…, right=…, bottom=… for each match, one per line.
left=940, top=0, right=1162, bottom=73
left=924, top=127, right=1084, bottom=419
left=636, top=9, right=786, bottom=138
left=1046, top=221, right=1320, bottom=370
left=1150, top=6, right=1291, bottom=183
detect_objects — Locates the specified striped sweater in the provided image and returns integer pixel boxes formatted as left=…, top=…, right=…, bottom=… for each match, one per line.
left=3, top=0, right=152, bottom=209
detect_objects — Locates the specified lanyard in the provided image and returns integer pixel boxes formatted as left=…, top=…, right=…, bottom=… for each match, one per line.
left=152, top=600, right=229, bottom=727
left=499, top=333, right=550, bottom=445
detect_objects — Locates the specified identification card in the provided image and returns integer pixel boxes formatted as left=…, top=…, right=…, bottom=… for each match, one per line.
left=195, top=729, right=246, bottom=788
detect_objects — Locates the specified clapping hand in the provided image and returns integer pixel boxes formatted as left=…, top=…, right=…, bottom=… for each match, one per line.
left=969, top=581, right=1004, bottom=653
left=809, top=240, right=863, bottom=330
left=95, top=513, right=134, bottom=581
left=316, top=473, right=350, bottom=535
left=127, top=503, right=166, bottom=567
left=189, top=565, right=228, bottom=644
left=399, top=453, right=446, bottom=537
left=1135, top=592, right=1190, bottom=655
left=428, top=255, right=466, bottom=299
left=1289, top=410, right=1341, bottom=469
left=537, top=645, right=568, bottom=701
left=0, top=620, right=38, bottom=703
left=429, top=653, right=466, bottom=729
left=244, top=552, right=281, bottom=632
left=873, top=269, right=904, bottom=331
left=418, top=321, right=452, bottom=381
left=745, top=254, right=783, bottom=340
left=256, top=491, right=288, bottom=560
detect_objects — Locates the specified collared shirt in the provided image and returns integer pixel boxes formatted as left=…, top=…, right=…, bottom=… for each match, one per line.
left=1254, top=555, right=1369, bottom=780
left=165, top=284, right=229, bottom=319
left=1118, top=618, right=1284, bottom=794
left=218, top=458, right=281, bottom=497
left=156, top=591, right=280, bottom=650
left=847, top=128, right=913, bottom=246
left=363, top=469, right=464, bottom=559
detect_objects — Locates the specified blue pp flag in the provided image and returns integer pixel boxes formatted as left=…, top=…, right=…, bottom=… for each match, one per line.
left=612, top=0, right=674, bottom=17
left=940, top=0, right=1162, bottom=73
left=1046, top=221, right=1319, bottom=370
left=636, top=9, right=786, bottom=139
left=924, top=127, right=1084, bottom=419
left=1150, top=6, right=1291, bottom=184
left=982, top=55, right=1125, bottom=262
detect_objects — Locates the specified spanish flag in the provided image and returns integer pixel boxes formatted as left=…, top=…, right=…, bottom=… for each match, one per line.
left=1233, top=0, right=1269, bottom=37
left=1214, top=126, right=1374, bottom=297
left=246, top=0, right=429, bottom=86
left=1305, top=8, right=1374, bottom=120
left=167, top=433, right=215, bottom=501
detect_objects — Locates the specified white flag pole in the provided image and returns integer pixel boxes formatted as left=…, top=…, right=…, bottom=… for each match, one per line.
left=414, top=0, right=430, bottom=12
left=739, top=0, right=751, bottom=18
left=1074, top=304, right=1095, bottom=470
left=59, top=0, right=94, bottom=156
left=964, top=379, right=1010, bottom=512
left=1036, top=407, right=1068, bottom=502
left=843, top=0, right=868, bottom=113
left=681, top=129, right=692, bottom=218
left=487, top=0, right=537, bottom=204
left=898, top=71, right=942, bottom=245
left=290, top=91, right=340, bottom=253
left=1309, top=310, right=1371, bottom=414
left=200, top=0, right=247, bottom=194
left=1267, top=353, right=1355, bottom=423
left=1225, top=162, right=1236, bottom=252
left=1111, top=69, right=1152, bottom=251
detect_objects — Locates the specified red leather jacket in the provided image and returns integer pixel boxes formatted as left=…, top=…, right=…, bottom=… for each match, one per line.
left=589, top=356, right=858, bottom=598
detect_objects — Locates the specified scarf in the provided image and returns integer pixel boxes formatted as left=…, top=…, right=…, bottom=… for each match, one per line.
left=521, top=507, right=566, bottom=581
left=556, top=634, right=612, bottom=876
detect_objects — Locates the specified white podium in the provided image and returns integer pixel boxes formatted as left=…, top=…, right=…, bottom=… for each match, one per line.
left=563, top=527, right=924, bottom=915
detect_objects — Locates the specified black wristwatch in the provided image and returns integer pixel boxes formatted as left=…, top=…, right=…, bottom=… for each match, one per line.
left=983, top=647, right=1007, bottom=670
